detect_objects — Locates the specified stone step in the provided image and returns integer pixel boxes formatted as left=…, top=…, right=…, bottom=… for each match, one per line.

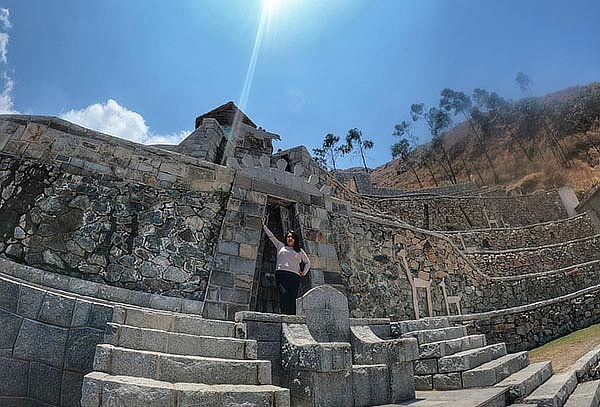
left=495, top=361, right=553, bottom=403
left=93, top=344, right=271, bottom=385
left=462, top=351, right=529, bottom=388
left=352, top=364, right=414, bottom=406
left=105, top=323, right=257, bottom=360
left=81, top=371, right=290, bottom=407
left=414, top=386, right=509, bottom=406
left=419, top=334, right=487, bottom=359
left=523, top=371, right=577, bottom=407
left=391, top=317, right=450, bottom=336
left=564, top=380, right=600, bottom=407
left=438, top=343, right=507, bottom=373
left=402, top=325, right=468, bottom=345
left=114, top=306, right=235, bottom=337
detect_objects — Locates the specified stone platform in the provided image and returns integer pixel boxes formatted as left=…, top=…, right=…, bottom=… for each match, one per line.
left=395, top=387, right=508, bottom=407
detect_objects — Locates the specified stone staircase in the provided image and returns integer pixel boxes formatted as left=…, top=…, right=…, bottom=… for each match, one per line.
left=394, top=316, right=600, bottom=407
left=81, top=306, right=290, bottom=407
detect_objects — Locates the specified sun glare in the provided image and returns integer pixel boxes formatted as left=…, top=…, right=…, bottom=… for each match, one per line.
left=262, top=0, right=280, bottom=19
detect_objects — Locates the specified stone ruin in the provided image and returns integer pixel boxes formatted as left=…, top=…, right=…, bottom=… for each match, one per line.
left=1, top=102, right=600, bottom=405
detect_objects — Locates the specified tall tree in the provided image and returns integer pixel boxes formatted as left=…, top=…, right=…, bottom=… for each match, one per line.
left=322, top=133, right=342, bottom=171
left=472, top=88, right=533, bottom=161
left=312, top=147, right=327, bottom=169
left=515, top=72, right=533, bottom=95
left=391, top=120, right=423, bottom=188
left=440, top=88, right=499, bottom=183
left=344, top=128, right=374, bottom=173
left=412, top=103, right=457, bottom=184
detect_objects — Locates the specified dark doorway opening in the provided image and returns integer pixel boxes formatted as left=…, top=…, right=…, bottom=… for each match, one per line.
left=251, top=198, right=302, bottom=313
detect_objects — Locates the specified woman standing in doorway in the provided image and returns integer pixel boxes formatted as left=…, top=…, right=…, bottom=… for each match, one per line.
left=262, top=216, right=311, bottom=315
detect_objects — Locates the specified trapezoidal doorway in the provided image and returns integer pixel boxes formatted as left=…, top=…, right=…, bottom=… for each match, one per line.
left=250, top=198, right=303, bottom=313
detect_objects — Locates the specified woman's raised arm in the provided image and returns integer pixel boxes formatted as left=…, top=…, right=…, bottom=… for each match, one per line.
left=262, top=217, right=283, bottom=249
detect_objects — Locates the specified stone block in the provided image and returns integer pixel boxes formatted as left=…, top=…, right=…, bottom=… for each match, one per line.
left=414, top=358, right=439, bottom=375
left=246, top=321, right=282, bottom=341
left=174, top=383, right=219, bottom=406
left=229, top=256, right=256, bottom=275
left=89, top=303, right=113, bottom=330
left=202, top=301, right=227, bottom=320
left=0, top=356, right=29, bottom=397
left=149, top=294, right=181, bottom=312
left=102, top=377, right=175, bottom=407
left=313, top=370, right=353, bottom=407
left=352, top=365, right=390, bottom=407
left=390, top=361, right=415, bottom=402
left=71, top=300, right=92, bottom=327
left=415, top=375, right=433, bottom=391
left=257, top=341, right=281, bottom=359
left=13, top=319, right=69, bottom=368
left=120, top=325, right=168, bottom=353
left=433, top=372, right=463, bottom=390
left=0, top=280, right=19, bottom=312
left=38, top=292, right=76, bottom=328
left=209, top=271, right=234, bottom=287
left=29, top=361, right=62, bottom=405
left=92, top=344, right=112, bottom=372
left=218, top=240, right=240, bottom=256
left=0, top=308, right=22, bottom=348
left=65, top=327, right=104, bottom=372
left=220, top=287, right=250, bottom=304
left=239, top=243, right=258, bottom=259
left=110, top=347, right=159, bottom=378
left=61, top=370, right=84, bottom=407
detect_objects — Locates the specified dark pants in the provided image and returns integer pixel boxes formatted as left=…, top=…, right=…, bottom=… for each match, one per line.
left=276, top=270, right=300, bottom=315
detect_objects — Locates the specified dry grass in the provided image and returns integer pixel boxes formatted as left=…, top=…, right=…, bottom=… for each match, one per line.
left=529, top=324, right=600, bottom=373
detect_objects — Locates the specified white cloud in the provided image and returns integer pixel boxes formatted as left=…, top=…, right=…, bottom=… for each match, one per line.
left=0, top=32, right=8, bottom=64
left=145, top=130, right=190, bottom=145
left=0, top=9, right=10, bottom=30
left=0, top=71, right=15, bottom=113
left=0, top=8, right=16, bottom=114
left=61, top=99, right=189, bottom=145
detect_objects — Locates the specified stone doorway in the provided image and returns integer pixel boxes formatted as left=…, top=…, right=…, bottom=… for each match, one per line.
left=250, top=198, right=302, bottom=313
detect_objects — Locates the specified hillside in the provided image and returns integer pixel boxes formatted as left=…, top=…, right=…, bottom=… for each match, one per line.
left=371, top=82, right=600, bottom=194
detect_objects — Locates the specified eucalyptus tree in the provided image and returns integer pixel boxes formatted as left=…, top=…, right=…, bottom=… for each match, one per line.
left=440, top=88, right=499, bottom=183
left=344, top=128, right=374, bottom=173
left=515, top=72, right=532, bottom=95
left=411, top=103, right=457, bottom=184
left=391, top=120, right=423, bottom=187
left=472, top=88, right=533, bottom=161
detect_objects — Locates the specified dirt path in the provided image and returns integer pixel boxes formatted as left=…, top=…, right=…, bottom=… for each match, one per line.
left=529, top=324, right=600, bottom=372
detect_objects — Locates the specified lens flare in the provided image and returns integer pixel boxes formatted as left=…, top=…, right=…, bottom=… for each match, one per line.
left=235, top=0, right=279, bottom=132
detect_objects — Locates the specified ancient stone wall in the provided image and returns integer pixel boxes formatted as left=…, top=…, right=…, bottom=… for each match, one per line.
left=0, top=272, right=114, bottom=406
left=450, top=284, right=600, bottom=352
left=369, top=191, right=567, bottom=230
left=446, top=212, right=597, bottom=250
left=467, top=235, right=600, bottom=276
left=0, top=115, right=234, bottom=194
left=330, top=211, right=485, bottom=320
left=331, top=210, right=600, bottom=319
left=462, top=260, right=600, bottom=313
left=0, top=155, right=225, bottom=302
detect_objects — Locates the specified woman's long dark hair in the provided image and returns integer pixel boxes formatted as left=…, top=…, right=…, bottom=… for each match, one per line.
left=285, top=230, right=302, bottom=252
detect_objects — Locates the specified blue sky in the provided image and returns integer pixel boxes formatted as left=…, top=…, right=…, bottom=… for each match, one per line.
left=1, top=0, right=599, bottom=168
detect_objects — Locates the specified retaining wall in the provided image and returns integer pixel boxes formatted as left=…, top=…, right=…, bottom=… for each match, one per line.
left=0, top=272, right=114, bottom=406
left=0, top=155, right=225, bottom=302
left=450, top=284, right=600, bottom=352
left=462, top=260, right=600, bottom=313
left=445, top=212, right=597, bottom=250
left=369, top=191, right=567, bottom=230
left=467, top=235, right=600, bottom=276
